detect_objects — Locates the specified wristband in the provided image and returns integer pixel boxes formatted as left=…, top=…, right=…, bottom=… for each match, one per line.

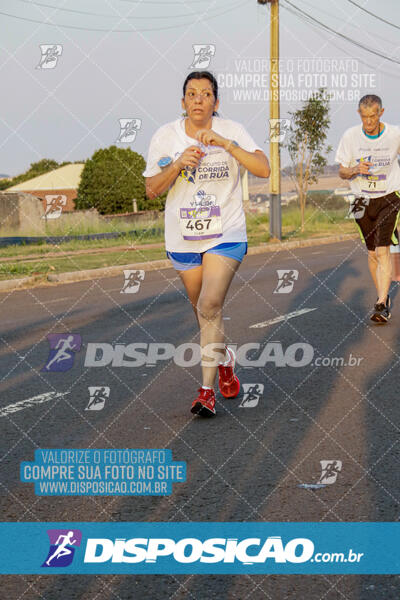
left=158, top=156, right=172, bottom=169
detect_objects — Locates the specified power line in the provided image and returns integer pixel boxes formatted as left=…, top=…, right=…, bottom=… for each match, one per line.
left=298, top=0, right=398, bottom=47
left=0, top=0, right=246, bottom=32
left=15, top=0, right=233, bottom=20
left=116, top=0, right=227, bottom=3
left=282, top=0, right=400, bottom=66
left=346, top=0, right=400, bottom=31
left=284, top=3, right=400, bottom=82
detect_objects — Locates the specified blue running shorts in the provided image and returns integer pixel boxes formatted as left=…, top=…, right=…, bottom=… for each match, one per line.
left=167, top=242, right=248, bottom=271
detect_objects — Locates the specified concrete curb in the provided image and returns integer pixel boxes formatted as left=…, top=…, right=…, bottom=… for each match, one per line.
left=47, top=259, right=172, bottom=283
left=247, top=233, right=358, bottom=256
left=0, top=233, right=359, bottom=292
left=0, top=276, right=38, bottom=292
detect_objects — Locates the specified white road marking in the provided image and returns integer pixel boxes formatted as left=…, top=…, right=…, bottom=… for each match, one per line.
left=108, top=278, right=180, bottom=293
left=298, top=483, right=326, bottom=490
left=0, top=391, right=65, bottom=417
left=250, top=308, right=317, bottom=329
left=39, top=297, right=71, bottom=304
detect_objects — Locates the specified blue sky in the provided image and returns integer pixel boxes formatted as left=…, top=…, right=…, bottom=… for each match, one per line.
left=0, top=0, right=399, bottom=176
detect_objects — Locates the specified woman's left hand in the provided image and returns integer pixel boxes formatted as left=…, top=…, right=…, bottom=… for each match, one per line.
left=195, top=129, right=228, bottom=148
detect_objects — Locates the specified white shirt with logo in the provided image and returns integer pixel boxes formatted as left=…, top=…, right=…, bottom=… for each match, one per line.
left=143, top=116, right=262, bottom=252
left=335, top=123, right=400, bottom=198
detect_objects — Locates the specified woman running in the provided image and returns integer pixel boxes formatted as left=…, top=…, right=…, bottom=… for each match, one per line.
left=143, top=71, right=270, bottom=417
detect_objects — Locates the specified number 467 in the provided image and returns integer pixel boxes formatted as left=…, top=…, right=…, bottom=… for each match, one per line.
left=186, top=219, right=211, bottom=231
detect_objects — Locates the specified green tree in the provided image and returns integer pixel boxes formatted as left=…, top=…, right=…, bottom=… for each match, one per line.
left=286, top=89, right=332, bottom=232
left=0, top=158, right=63, bottom=190
left=76, top=145, right=166, bottom=214
left=0, top=179, right=11, bottom=191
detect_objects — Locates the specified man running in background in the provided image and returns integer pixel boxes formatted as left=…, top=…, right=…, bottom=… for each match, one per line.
left=336, top=94, right=400, bottom=323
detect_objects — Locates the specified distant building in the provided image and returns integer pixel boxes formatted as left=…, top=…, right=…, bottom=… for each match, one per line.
left=7, top=163, right=84, bottom=212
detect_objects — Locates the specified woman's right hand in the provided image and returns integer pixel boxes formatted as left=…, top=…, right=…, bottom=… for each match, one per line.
left=146, top=145, right=205, bottom=200
left=174, top=145, right=205, bottom=170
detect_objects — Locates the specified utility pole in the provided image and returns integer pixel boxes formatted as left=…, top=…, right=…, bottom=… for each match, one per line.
left=257, top=0, right=282, bottom=240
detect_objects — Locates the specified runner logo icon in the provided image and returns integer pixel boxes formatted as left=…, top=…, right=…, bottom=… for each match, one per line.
left=268, top=118, right=291, bottom=143
left=318, top=460, right=342, bottom=485
left=346, top=195, right=370, bottom=219
left=42, top=334, right=82, bottom=372
left=239, top=383, right=264, bottom=408
left=86, top=386, right=110, bottom=411
left=36, top=44, right=63, bottom=69
left=42, top=529, right=82, bottom=567
left=274, top=270, right=299, bottom=293
left=189, top=44, right=216, bottom=69
left=117, top=119, right=142, bottom=143
left=121, top=270, right=145, bottom=294
left=43, top=195, right=67, bottom=219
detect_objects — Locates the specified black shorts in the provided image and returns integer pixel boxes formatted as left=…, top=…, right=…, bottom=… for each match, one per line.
left=354, top=191, right=400, bottom=251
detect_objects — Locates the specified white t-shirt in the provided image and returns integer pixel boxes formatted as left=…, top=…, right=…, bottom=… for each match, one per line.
left=143, top=116, right=263, bottom=252
left=335, top=123, right=400, bottom=198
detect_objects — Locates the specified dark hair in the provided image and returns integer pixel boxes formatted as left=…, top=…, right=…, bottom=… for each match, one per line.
left=182, top=71, right=219, bottom=116
left=359, top=94, right=382, bottom=110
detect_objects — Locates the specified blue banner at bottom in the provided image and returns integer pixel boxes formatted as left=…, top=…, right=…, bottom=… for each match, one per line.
left=0, top=522, right=398, bottom=574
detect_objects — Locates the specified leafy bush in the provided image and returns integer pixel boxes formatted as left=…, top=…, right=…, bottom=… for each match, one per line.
left=76, top=146, right=167, bottom=214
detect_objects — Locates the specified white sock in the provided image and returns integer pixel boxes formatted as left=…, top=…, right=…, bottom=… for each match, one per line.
left=202, top=385, right=213, bottom=390
left=221, top=348, right=231, bottom=366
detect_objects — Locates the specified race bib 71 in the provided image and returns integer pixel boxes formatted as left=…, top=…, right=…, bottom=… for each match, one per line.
left=360, top=173, right=387, bottom=195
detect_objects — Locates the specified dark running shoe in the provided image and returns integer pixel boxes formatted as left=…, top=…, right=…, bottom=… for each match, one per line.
left=370, top=295, right=391, bottom=323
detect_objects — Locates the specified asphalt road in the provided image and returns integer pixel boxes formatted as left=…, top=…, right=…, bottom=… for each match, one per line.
left=0, top=239, right=399, bottom=599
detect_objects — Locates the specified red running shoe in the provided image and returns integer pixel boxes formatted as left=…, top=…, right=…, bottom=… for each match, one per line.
left=218, top=346, right=240, bottom=398
left=191, top=387, right=216, bottom=417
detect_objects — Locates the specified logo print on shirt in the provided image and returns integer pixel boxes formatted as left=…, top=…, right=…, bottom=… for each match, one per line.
left=356, top=155, right=372, bottom=164
left=180, top=166, right=196, bottom=184
left=191, top=189, right=217, bottom=208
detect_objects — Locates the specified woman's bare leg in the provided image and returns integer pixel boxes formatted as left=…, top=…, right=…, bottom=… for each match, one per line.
left=196, top=253, right=240, bottom=387
left=178, top=265, right=203, bottom=327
